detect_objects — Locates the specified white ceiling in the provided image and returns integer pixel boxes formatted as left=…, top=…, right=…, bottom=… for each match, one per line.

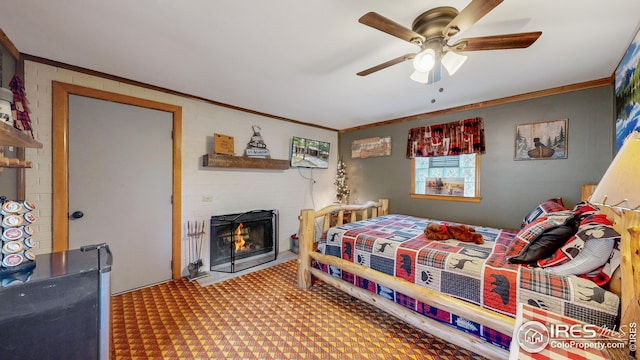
left=2, top=1, right=640, bottom=131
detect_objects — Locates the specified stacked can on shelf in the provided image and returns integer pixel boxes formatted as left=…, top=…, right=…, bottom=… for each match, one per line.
left=1, top=200, right=36, bottom=268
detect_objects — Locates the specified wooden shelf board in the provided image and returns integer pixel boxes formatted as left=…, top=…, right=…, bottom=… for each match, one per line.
left=203, top=154, right=290, bottom=170
left=0, top=157, right=32, bottom=168
left=0, top=122, right=42, bottom=148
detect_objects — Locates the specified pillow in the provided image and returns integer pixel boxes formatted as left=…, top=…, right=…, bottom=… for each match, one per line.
left=536, top=213, right=620, bottom=277
left=505, top=215, right=554, bottom=257
left=505, top=210, right=574, bottom=258
left=544, top=238, right=614, bottom=276
left=572, top=200, right=599, bottom=219
left=521, top=197, right=567, bottom=228
left=507, top=212, right=578, bottom=264
left=579, top=239, right=621, bottom=287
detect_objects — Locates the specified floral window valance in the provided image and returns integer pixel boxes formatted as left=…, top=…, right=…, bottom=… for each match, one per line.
left=406, top=117, right=485, bottom=158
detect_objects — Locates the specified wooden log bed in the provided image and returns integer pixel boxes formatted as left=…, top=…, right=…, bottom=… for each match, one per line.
left=296, top=189, right=640, bottom=359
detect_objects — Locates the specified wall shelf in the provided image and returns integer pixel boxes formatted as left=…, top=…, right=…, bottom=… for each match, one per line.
left=203, top=154, right=290, bottom=170
left=0, top=121, right=42, bottom=149
left=0, top=157, right=31, bottom=168
left=0, top=122, right=42, bottom=168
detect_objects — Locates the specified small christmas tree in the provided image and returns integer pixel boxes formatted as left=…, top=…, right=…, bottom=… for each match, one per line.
left=334, top=157, right=350, bottom=204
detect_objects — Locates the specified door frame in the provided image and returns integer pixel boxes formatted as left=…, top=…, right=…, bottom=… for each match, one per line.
left=52, top=81, right=183, bottom=279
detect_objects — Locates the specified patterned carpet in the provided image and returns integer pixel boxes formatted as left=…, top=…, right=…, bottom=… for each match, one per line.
left=111, top=260, right=486, bottom=359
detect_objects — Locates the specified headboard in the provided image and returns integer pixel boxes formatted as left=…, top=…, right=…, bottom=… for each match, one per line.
left=583, top=184, right=640, bottom=359
left=581, top=184, right=621, bottom=296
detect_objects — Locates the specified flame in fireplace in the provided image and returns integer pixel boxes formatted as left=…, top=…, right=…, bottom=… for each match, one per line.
left=235, top=223, right=246, bottom=251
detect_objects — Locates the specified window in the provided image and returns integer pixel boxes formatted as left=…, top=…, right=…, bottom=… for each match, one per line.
left=411, top=153, right=481, bottom=202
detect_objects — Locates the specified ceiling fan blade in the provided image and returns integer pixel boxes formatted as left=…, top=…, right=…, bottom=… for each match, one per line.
left=357, top=54, right=415, bottom=76
left=444, top=0, right=504, bottom=39
left=359, top=12, right=425, bottom=44
left=449, top=31, right=542, bottom=52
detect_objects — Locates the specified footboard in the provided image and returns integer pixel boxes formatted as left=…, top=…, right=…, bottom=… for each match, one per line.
left=297, top=199, right=389, bottom=289
left=295, top=199, right=514, bottom=359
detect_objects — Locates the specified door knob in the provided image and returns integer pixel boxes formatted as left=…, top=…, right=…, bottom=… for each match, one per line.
left=70, top=211, right=84, bottom=219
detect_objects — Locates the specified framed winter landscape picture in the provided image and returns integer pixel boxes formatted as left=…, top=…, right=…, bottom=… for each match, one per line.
left=615, top=28, right=640, bottom=153
left=514, top=119, right=567, bottom=160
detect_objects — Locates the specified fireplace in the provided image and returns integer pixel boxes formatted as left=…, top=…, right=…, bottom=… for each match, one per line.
left=210, top=209, right=278, bottom=273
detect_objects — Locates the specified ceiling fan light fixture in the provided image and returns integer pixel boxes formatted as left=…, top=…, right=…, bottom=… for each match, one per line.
left=441, top=51, right=467, bottom=76
left=412, top=48, right=436, bottom=73
left=410, top=70, right=430, bottom=84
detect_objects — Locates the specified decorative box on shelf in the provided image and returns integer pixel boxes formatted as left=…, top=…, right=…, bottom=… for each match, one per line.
left=213, top=133, right=234, bottom=155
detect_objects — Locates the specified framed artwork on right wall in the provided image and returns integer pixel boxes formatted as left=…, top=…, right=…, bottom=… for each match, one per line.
left=615, top=27, right=640, bottom=153
left=514, top=119, right=567, bottom=160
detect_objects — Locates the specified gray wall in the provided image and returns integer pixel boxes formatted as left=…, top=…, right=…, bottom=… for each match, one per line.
left=339, top=85, right=615, bottom=230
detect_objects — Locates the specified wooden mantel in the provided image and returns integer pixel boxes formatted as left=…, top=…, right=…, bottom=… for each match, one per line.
left=202, top=154, right=290, bottom=170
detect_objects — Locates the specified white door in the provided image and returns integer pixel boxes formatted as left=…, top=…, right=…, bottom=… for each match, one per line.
left=68, top=95, right=173, bottom=294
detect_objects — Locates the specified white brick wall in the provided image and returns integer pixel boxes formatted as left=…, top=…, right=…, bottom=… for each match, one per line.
left=23, top=60, right=337, bottom=275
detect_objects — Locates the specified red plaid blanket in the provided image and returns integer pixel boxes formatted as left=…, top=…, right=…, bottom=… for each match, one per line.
left=317, top=214, right=620, bottom=349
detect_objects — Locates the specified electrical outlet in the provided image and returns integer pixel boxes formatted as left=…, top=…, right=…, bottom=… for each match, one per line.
left=202, top=195, right=213, bottom=202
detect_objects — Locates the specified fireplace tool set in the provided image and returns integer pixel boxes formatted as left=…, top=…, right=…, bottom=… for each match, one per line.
left=186, top=220, right=208, bottom=281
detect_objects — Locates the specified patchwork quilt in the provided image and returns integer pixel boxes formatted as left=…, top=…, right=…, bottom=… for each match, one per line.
left=316, top=214, right=620, bottom=349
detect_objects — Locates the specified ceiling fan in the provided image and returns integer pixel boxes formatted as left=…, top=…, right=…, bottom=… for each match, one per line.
left=357, top=0, right=542, bottom=84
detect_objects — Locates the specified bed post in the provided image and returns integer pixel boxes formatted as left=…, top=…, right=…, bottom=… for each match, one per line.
left=297, top=208, right=315, bottom=289
left=629, top=222, right=640, bottom=360
left=617, top=208, right=640, bottom=359
left=585, top=181, right=640, bottom=358
left=378, top=198, right=389, bottom=216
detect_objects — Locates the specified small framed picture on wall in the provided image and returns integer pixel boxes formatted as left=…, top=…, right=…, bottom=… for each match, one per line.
left=514, top=119, right=567, bottom=160
left=351, top=136, right=391, bottom=159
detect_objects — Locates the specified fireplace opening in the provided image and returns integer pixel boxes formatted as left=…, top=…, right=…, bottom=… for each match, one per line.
left=210, top=209, right=278, bottom=273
